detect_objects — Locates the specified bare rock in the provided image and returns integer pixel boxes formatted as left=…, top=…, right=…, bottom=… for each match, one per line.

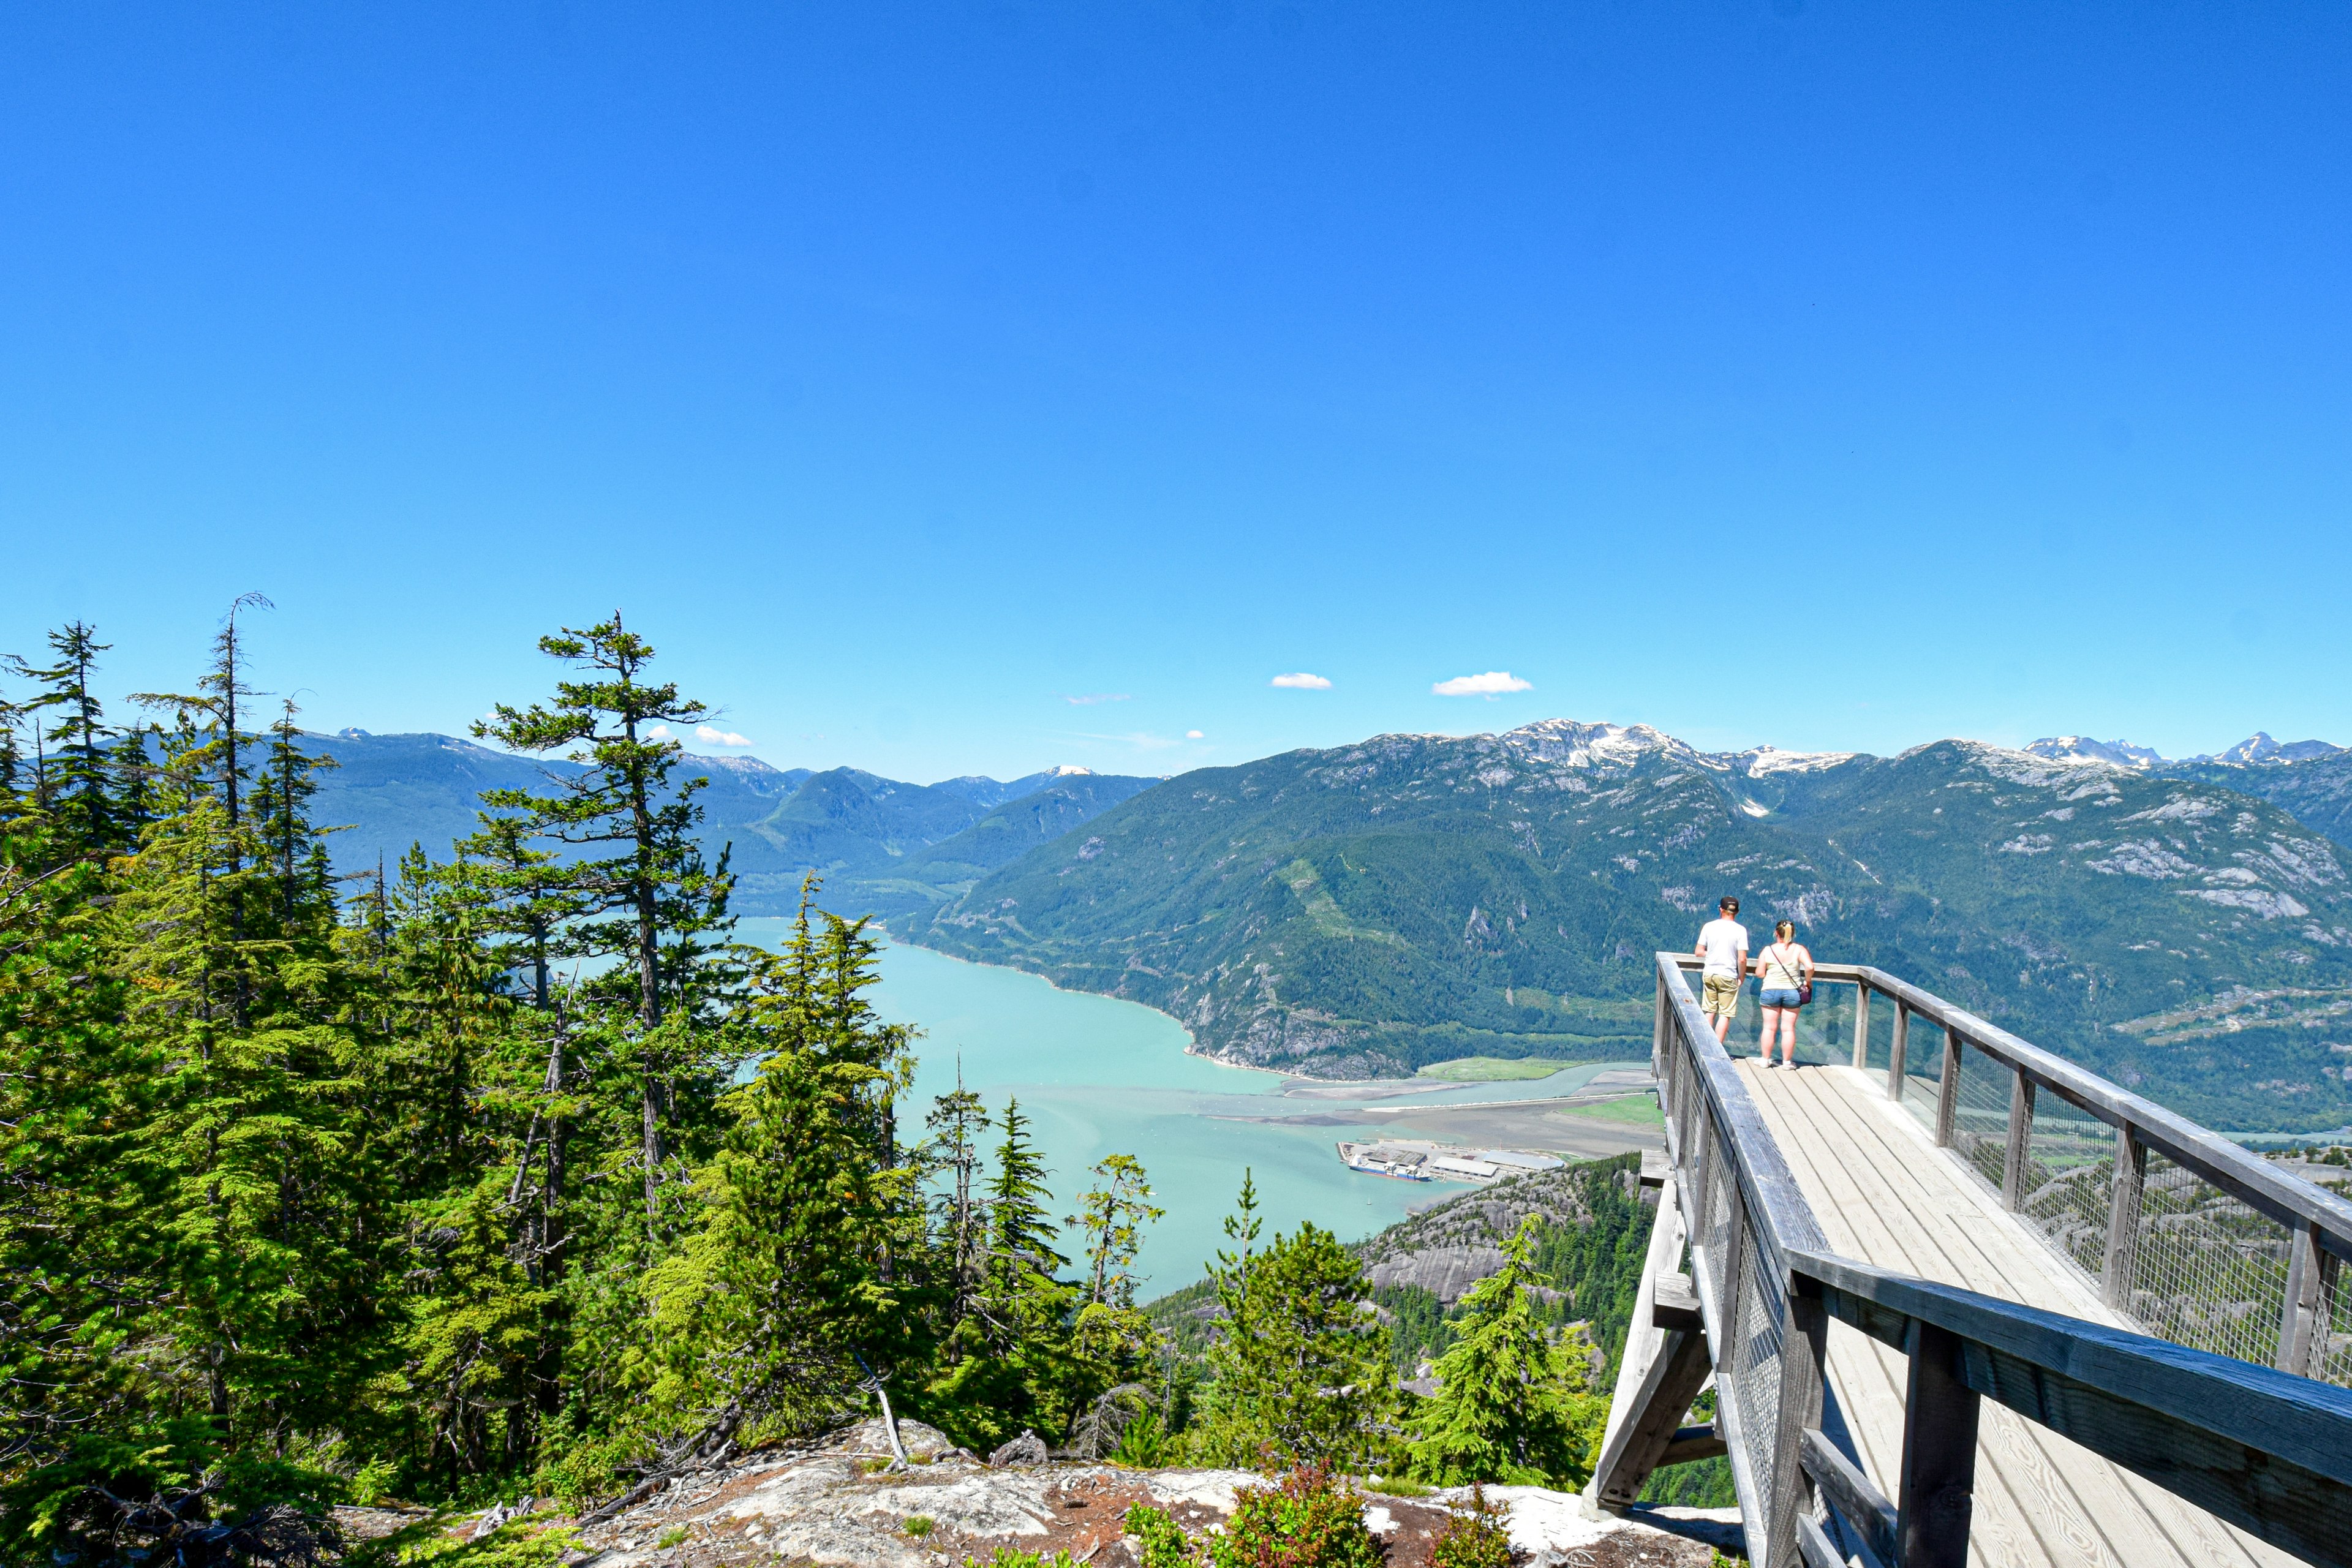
left=987, top=1430, right=1049, bottom=1467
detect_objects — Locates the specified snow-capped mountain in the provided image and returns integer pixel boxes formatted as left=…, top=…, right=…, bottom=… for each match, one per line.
left=2024, top=736, right=2166, bottom=769
left=2203, top=733, right=2346, bottom=766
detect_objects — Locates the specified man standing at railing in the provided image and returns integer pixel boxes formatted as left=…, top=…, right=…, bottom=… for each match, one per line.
left=1694, top=895, right=1749, bottom=1043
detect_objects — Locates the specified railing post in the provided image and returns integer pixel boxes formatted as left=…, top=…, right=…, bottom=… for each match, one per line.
left=1767, top=1276, right=1828, bottom=1568
left=1896, top=1318, right=1981, bottom=1568
left=1934, top=1027, right=1962, bottom=1148
left=1852, top=982, right=1871, bottom=1071
left=2001, top=1068, right=2036, bottom=1213
left=2280, top=1220, right=2326, bottom=1376
left=2101, top=1125, right=2146, bottom=1312
left=1888, top=1003, right=1910, bottom=1102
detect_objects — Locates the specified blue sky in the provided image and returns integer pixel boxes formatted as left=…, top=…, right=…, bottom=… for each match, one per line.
left=2, top=2, right=2346, bottom=783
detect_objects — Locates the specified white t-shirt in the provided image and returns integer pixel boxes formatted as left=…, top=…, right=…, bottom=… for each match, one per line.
left=1698, top=918, right=1749, bottom=976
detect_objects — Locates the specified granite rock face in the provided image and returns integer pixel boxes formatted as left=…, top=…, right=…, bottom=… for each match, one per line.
left=467, top=1417, right=1735, bottom=1568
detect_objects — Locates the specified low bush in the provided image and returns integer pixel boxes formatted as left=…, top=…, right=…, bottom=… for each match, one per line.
left=1121, top=1503, right=1195, bottom=1568
left=1207, top=1466, right=1385, bottom=1568
left=905, top=1515, right=935, bottom=1537
left=1427, top=1486, right=1512, bottom=1568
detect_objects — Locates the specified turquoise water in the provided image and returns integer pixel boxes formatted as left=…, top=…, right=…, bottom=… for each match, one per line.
left=730, top=919, right=1635, bottom=1294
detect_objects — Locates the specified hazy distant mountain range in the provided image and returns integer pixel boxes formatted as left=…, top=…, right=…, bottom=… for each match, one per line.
left=308, top=722, right=2352, bottom=1129
left=304, top=729, right=1156, bottom=913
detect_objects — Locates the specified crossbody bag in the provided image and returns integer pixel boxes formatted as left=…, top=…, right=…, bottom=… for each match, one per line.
left=1767, top=943, right=1812, bottom=1006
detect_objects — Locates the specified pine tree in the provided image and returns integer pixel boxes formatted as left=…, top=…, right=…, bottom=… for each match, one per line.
left=473, top=614, right=734, bottom=1237
left=1407, top=1216, right=1605, bottom=1488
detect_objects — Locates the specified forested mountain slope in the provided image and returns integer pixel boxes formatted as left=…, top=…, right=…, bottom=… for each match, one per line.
left=900, top=720, right=2352, bottom=1129
left=2161, top=752, right=2352, bottom=853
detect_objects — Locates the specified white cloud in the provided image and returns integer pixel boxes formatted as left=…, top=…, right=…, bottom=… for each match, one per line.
left=1061, top=693, right=1132, bottom=706
left=1270, top=672, right=1333, bottom=690
left=645, top=723, right=674, bottom=740
left=696, top=724, right=755, bottom=747
left=1186, top=729, right=1204, bottom=739
left=1432, top=671, right=1534, bottom=698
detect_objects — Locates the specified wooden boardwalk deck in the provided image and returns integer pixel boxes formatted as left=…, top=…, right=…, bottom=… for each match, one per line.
left=1736, top=1058, right=2297, bottom=1568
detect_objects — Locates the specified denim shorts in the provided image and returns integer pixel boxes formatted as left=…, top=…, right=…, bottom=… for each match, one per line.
left=1760, top=988, right=1802, bottom=1009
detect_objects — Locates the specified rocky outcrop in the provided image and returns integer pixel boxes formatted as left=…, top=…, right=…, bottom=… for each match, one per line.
left=1357, top=1161, right=1633, bottom=1303
left=448, top=1415, right=1734, bottom=1568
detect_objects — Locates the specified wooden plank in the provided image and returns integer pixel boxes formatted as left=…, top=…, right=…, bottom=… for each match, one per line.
left=1766, top=1281, right=1828, bottom=1568
left=1653, top=1272, right=1703, bottom=1333
left=1591, top=1328, right=1716, bottom=1510
left=1803, top=1426, right=1898, bottom=1568
left=1936, top=1026, right=1962, bottom=1148
left=2101, top=1126, right=2147, bottom=1313
left=1897, top=1319, right=1985, bottom=1568
left=1838, top=963, right=2352, bottom=1254
left=2002, top=1068, right=2036, bottom=1213
left=1754, top=1063, right=2285, bottom=1568
left=1747, top=1068, right=2085, bottom=1568
left=1794, top=1512, right=1849, bottom=1568
left=1660, top=1425, right=1728, bottom=1466
left=1888, top=1004, right=1910, bottom=1102
left=1588, top=1164, right=1689, bottom=1509
left=1795, top=1250, right=2352, bottom=1487
left=2280, top=1220, right=2323, bottom=1377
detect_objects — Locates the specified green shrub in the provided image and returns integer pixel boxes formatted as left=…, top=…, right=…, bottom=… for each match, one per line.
left=904, top=1515, right=935, bottom=1537
left=349, top=1518, right=582, bottom=1568
left=1120, top=1503, right=1196, bottom=1568
left=1428, top=1485, right=1512, bottom=1568
left=1205, top=1466, right=1384, bottom=1568
left=961, top=1550, right=1080, bottom=1567
left=654, top=1525, right=689, bottom=1549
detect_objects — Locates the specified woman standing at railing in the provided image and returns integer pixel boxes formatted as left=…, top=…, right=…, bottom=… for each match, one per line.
left=1755, top=919, right=1814, bottom=1069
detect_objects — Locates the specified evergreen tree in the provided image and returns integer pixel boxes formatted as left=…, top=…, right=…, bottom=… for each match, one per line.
left=637, top=892, right=918, bottom=1468
left=1188, top=1174, right=1392, bottom=1472
left=1071, top=1154, right=1163, bottom=1310
left=473, top=614, right=735, bottom=1236
left=923, top=1068, right=990, bottom=1332
left=1407, top=1216, right=1606, bottom=1488
left=4, top=621, right=124, bottom=856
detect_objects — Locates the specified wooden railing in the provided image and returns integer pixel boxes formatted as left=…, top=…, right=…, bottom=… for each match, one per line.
left=1607, top=952, right=2352, bottom=1568
left=1791, top=958, right=2352, bottom=1379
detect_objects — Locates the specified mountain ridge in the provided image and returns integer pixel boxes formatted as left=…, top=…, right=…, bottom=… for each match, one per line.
left=896, top=719, right=2352, bottom=1128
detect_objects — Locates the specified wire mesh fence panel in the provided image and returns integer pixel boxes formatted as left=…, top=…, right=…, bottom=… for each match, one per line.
left=2124, top=1150, right=2292, bottom=1368
left=1727, top=1218, right=1786, bottom=1531
left=1697, top=1112, right=1735, bottom=1308
left=2018, top=1093, right=2117, bottom=1281
left=2310, top=1264, right=2352, bottom=1389
left=1945, top=1037, right=2015, bottom=1195
left=1886, top=1011, right=1943, bottom=1137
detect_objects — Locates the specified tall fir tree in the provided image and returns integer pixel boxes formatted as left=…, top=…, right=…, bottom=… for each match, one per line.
left=4, top=622, right=124, bottom=856
left=473, top=614, right=736, bottom=1237
left=637, top=891, right=919, bottom=1471
left=1188, top=1174, right=1393, bottom=1472
left=1407, top=1216, right=1606, bottom=1488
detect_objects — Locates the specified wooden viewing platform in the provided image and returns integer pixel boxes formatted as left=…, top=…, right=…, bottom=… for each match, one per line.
left=1586, top=956, right=2352, bottom=1568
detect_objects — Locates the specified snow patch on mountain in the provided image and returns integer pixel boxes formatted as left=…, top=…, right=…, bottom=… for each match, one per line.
left=2026, top=736, right=2166, bottom=768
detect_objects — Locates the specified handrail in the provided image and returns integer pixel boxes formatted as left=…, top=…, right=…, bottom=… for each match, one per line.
left=1668, top=952, right=2352, bottom=1267
left=1629, top=952, right=2352, bottom=1568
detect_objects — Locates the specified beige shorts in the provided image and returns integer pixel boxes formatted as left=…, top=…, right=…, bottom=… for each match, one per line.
left=1702, top=973, right=1742, bottom=1017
